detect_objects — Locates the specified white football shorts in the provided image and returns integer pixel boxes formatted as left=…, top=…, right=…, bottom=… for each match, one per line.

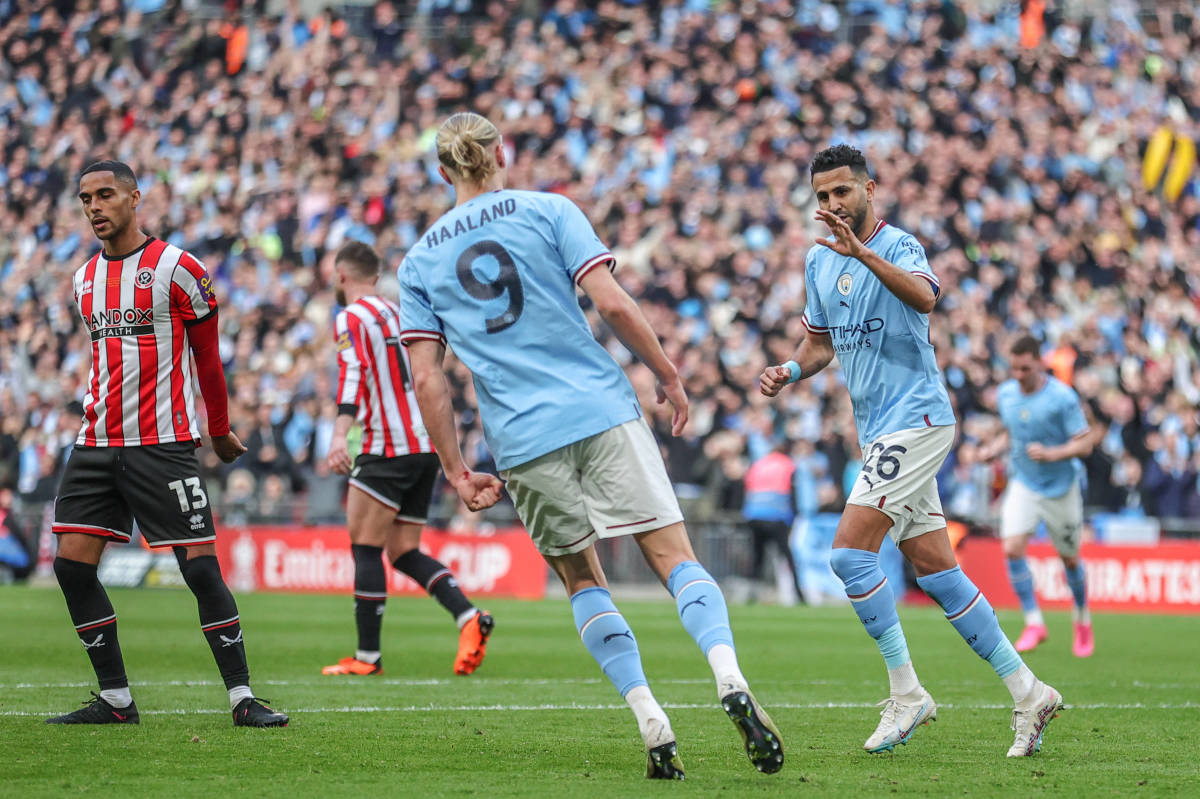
left=1000, top=478, right=1084, bottom=557
left=501, top=417, right=685, bottom=556
left=846, top=424, right=956, bottom=544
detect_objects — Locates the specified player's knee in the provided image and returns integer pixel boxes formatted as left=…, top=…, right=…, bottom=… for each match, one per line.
left=53, top=556, right=95, bottom=592
left=177, top=554, right=228, bottom=598
left=1003, top=539, right=1026, bottom=559
left=1061, top=555, right=1078, bottom=570
left=828, top=547, right=871, bottom=583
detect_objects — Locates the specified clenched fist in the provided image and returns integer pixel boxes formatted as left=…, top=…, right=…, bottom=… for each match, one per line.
left=759, top=364, right=793, bottom=397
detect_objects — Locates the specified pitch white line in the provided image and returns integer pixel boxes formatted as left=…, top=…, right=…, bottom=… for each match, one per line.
left=4, top=701, right=1198, bottom=718
left=0, top=677, right=851, bottom=690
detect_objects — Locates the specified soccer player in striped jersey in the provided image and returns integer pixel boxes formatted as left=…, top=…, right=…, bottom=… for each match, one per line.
left=760, top=145, right=1062, bottom=758
left=46, top=161, right=287, bottom=727
left=399, top=113, right=783, bottom=780
left=321, top=241, right=491, bottom=677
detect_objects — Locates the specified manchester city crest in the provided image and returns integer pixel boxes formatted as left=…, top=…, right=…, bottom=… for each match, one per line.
left=837, top=273, right=853, bottom=296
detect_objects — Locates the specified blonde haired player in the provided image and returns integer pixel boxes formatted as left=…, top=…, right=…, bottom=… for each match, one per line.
left=398, top=113, right=783, bottom=779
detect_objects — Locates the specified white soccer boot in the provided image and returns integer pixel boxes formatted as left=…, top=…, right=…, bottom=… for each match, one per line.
left=1007, top=681, right=1063, bottom=757
left=864, top=686, right=937, bottom=753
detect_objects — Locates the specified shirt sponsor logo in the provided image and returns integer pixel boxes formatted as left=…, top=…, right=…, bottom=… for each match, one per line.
left=86, top=308, right=155, bottom=340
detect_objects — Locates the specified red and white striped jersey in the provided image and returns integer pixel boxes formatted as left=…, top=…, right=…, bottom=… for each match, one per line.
left=72, top=238, right=217, bottom=447
left=334, top=295, right=434, bottom=457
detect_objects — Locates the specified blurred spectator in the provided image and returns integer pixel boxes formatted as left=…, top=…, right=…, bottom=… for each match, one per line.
left=1, top=0, right=1198, bottom=535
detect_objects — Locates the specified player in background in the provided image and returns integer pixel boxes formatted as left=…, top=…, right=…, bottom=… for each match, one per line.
left=980, top=334, right=1094, bottom=656
left=47, top=161, right=287, bottom=727
left=760, top=145, right=1061, bottom=758
left=322, top=241, right=492, bottom=677
left=399, top=113, right=783, bottom=780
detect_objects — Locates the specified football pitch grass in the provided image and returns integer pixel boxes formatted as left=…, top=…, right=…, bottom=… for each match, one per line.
left=1, top=587, right=1196, bottom=797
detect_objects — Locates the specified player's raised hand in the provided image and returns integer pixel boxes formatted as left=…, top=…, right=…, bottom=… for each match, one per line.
left=327, top=437, right=353, bottom=474
left=211, top=431, right=248, bottom=464
left=656, top=378, right=689, bottom=436
left=454, top=470, right=504, bottom=512
left=814, top=209, right=865, bottom=259
left=760, top=364, right=792, bottom=397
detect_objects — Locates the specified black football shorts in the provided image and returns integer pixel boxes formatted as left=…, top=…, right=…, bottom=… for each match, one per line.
left=53, top=442, right=217, bottom=548
left=348, top=452, right=440, bottom=523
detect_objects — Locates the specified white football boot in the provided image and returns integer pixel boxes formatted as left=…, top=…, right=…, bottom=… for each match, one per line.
left=864, top=686, right=937, bottom=753
left=1007, top=681, right=1064, bottom=757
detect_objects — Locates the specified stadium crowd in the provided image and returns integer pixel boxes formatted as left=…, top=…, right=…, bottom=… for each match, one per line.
left=2, top=0, right=1199, bottom=545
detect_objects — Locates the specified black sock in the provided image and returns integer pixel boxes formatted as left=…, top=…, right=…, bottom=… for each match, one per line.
left=175, top=550, right=249, bottom=690
left=393, top=549, right=474, bottom=620
left=352, top=544, right=386, bottom=656
left=54, top=557, right=129, bottom=690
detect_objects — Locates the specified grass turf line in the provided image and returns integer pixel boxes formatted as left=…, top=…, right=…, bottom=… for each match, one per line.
left=0, top=587, right=1195, bottom=797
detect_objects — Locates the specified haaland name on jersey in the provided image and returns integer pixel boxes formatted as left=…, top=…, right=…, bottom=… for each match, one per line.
left=423, top=197, right=518, bottom=249
left=400, top=189, right=641, bottom=471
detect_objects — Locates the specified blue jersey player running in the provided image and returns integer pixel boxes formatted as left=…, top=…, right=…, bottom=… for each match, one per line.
left=398, top=113, right=783, bottom=780
left=985, top=334, right=1094, bottom=657
left=760, top=145, right=1062, bottom=758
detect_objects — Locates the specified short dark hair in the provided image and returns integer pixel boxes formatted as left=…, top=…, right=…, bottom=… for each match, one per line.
left=79, top=160, right=138, bottom=189
left=810, top=144, right=870, bottom=180
left=335, top=240, right=381, bottom=279
left=1010, top=334, right=1042, bottom=358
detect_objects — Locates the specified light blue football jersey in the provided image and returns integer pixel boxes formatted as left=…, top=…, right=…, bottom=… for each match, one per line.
left=397, top=189, right=641, bottom=470
left=996, top=376, right=1088, bottom=497
left=802, top=219, right=955, bottom=447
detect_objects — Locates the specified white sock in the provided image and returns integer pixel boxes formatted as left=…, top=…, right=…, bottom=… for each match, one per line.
left=625, top=685, right=673, bottom=747
left=1073, top=605, right=1091, bottom=625
left=228, top=684, right=254, bottom=710
left=888, top=661, right=921, bottom=698
left=356, top=649, right=381, bottom=664
left=1024, top=608, right=1045, bottom=627
left=100, top=687, right=132, bottom=708
left=455, top=608, right=478, bottom=630
left=707, top=643, right=747, bottom=697
left=1003, top=664, right=1038, bottom=706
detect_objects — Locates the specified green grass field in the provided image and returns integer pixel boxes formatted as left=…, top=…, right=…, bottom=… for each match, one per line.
left=1, top=586, right=1196, bottom=797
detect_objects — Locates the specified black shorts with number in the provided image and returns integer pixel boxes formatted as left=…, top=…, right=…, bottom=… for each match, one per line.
left=53, top=443, right=216, bottom=548
left=348, top=452, right=440, bottom=523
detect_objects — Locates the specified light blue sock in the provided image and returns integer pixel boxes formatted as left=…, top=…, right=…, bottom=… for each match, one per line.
left=1005, top=557, right=1039, bottom=614
left=570, top=587, right=648, bottom=697
left=917, top=566, right=1021, bottom=678
left=666, top=561, right=734, bottom=655
left=828, top=548, right=910, bottom=667
left=1064, top=563, right=1088, bottom=610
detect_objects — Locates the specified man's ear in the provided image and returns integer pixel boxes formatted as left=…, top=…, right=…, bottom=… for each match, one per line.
left=130, top=188, right=141, bottom=210
left=494, top=140, right=507, bottom=170
left=864, top=178, right=875, bottom=203
left=437, top=164, right=454, bottom=187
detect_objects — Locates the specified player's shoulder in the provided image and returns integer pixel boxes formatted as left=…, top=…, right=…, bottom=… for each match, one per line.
left=1045, top=376, right=1080, bottom=402
left=877, top=222, right=923, bottom=253
left=74, top=250, right=102, bottom=279
left=996, top=379, right=1020, bottom=403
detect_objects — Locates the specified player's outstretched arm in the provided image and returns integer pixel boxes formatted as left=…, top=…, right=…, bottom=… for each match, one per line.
left=579, top=267, right=688, bottom=436
left=814, top=209, right=936, bottom=314
left=759, top=331, right=835, bottom=397
left=406, top=340, right=503, bottom=511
